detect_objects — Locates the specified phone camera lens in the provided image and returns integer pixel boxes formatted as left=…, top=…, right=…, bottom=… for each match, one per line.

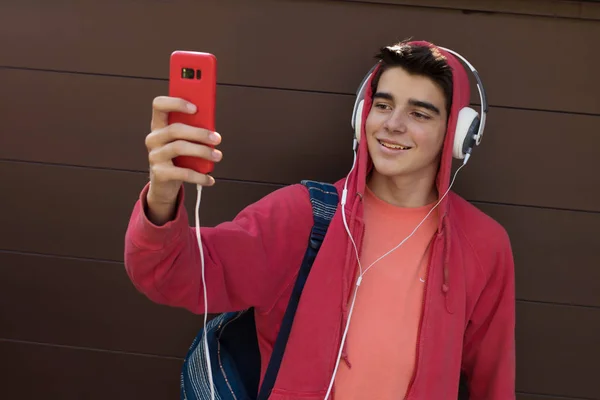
left=181, top=68, right=195, bottom=79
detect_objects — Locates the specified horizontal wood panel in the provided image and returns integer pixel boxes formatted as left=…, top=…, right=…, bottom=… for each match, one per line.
left=2, top=161, right=599, bottom=308
left=0, top=340, right=181, bottom=399
left=1, top=0, right=598, bottom=114
left=0, top=252, right=199, bottom=358
left=0, top=67, right=354, bottom=185
left=343, top=0, right=600, bottom=20
left=475, top=203, right=600, bottom=308
left=3, top=69, right=600, bottom=212
left=453, top=107, right=600, bottom=212
left=516, top=394, right=590, bottom=400
left=0, top=161, right=278, bottom=262
left=515, top=302, right=600, bottom=399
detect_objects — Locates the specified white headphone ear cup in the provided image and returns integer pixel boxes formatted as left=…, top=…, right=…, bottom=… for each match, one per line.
left=453, top=107, right=478, bottom=159
left=354, top=100, right=364, bottom=144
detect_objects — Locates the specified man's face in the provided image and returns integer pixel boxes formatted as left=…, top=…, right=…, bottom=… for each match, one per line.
left=365, top=66, right=448, bottom=182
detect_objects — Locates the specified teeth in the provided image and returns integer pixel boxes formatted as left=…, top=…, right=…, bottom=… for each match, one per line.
left=379, top=140, right=410, bottom=150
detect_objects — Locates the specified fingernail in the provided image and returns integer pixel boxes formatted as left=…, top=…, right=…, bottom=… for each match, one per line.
left=212, top=149, right=222, bottom=161
left=209, top=176, right=216, bottom=185
left=209, top=132, right=221, bottom=143
left=187, top=103, right=197, bottom=113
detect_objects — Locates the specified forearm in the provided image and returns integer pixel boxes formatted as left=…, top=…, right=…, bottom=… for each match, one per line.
left=124, top=185, right=204, bottom=312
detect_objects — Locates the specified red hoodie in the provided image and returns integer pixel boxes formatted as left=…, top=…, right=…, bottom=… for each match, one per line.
left=124, top=41, right=516, bottom=399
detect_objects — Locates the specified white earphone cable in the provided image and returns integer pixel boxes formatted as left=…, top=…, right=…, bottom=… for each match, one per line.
left=361, top=159, right=466, bottom=278
left=324, top=139, right=361, bottom=400
left=195, top=183, right=215, bottom=400
left=324, top=149, right=467, bottom=399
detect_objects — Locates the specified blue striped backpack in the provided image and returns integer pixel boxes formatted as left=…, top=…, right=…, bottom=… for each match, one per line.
left=180, top=180, right=339, bottom=400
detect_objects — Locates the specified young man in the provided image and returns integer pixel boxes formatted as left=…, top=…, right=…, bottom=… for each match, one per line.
left=125, top=40, right=516, bottom=399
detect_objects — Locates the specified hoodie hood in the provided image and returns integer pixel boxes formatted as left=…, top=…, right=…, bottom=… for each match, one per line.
left=345, top=40, right=472, bottom=226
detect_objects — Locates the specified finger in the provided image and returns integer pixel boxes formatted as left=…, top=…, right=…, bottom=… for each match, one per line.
left=151, top=96, right=197, bottom=131
left=146, top=123, right=221, bottom=150
left=151, top=163, right=215, bottom=186
left=149, top=139, right=222, bottom=165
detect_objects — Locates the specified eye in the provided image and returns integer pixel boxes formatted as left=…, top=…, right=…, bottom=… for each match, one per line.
left=411, top=111, right=431, bottom=120
left=374, top=103, right=392, bottom=111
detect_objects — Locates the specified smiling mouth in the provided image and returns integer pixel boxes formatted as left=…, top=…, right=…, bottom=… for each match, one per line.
left=378, top=139, right=411, bottom=150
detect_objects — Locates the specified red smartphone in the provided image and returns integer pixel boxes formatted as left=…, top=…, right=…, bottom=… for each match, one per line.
left=168, top=50, right=217, bottom=175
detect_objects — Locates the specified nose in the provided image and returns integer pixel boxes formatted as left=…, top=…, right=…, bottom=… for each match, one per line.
left=383, top=109, right=408, bottom=134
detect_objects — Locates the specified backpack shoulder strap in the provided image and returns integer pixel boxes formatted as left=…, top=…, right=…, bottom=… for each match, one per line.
left=257, top=180, right=339, bottom=400
left=301, top=180, right=339, bottom=250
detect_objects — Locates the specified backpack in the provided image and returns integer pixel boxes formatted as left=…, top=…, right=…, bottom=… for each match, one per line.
left=180, top=180, right=339, bottom=400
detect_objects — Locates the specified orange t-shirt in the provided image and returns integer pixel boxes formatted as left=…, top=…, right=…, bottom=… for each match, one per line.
left=334, top=186, right=438, bottom=399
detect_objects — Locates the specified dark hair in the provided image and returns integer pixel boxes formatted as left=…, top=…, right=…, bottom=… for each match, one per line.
left=370, top=40, right=453, bottom=117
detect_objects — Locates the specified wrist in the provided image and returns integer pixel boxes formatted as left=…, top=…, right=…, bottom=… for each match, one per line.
left=145, top=190, right=178, bottom=226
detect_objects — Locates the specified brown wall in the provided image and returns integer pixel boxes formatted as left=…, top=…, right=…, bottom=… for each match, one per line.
left=1, top=0, right=599, bottom=398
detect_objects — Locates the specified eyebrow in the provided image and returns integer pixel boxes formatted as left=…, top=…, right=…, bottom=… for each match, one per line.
left=409, top=99, right=441, bottom=115
left=373, top=92, right=441, bottom=116
left=373, top=92, right=394, bottom=102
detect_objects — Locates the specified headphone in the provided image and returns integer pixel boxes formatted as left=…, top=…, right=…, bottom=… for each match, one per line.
left=350, top=45, right=488, bottom=164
